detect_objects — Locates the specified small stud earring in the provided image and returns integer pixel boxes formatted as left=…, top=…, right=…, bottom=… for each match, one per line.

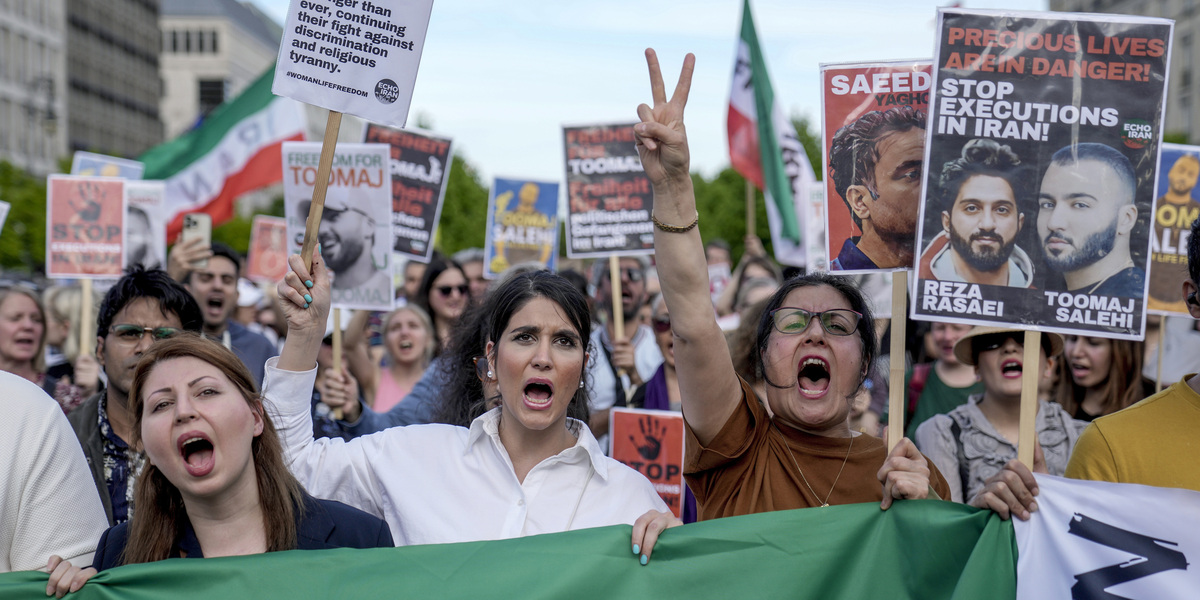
left=486, top=370, right=494, bottom=379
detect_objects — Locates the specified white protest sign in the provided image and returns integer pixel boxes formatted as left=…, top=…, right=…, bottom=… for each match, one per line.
left=124, top=181, right=167, bottom=272
left=272, top=0, right=433, bottom=128
left=0, top=200, right=9, bottom=234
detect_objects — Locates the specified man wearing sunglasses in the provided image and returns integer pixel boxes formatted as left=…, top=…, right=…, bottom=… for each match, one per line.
left=586, top=256, right=663, bottom=445
left=67, top=267, right=203, bottom=525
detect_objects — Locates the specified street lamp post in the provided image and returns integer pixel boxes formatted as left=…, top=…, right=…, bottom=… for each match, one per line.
left=23, top=76, right=57, bottom=174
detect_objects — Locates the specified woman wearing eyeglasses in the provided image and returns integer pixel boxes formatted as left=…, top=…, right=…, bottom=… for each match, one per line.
left=411, top=253, right=470, bottom=355
left=635, top=49, right=949, bottom=519
left=913, top=326, right=1086, bottom=508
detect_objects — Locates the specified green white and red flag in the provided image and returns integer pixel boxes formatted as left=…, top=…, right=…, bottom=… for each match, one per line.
left=727, top=0, right=814, bottom=266
left=140, top=65, right=306, bottom=239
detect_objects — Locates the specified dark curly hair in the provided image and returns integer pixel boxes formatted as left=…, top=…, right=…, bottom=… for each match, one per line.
left=937, top=138, right=1028, bottom=213
left=828, top=106, right=927, bottom=229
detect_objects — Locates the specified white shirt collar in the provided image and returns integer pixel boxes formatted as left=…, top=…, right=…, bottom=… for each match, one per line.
left=465, top=407, right=611, bottom=480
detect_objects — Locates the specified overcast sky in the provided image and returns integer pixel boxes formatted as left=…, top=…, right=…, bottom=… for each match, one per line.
left=257, top=0, right=1048, bottom=183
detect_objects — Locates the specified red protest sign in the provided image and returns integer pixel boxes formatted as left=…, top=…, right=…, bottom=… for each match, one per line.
left=46, top=176, right=125, bottom=278
left=610, top=408, right=685, bottom=518
left=246, top=215, right=289, bottom=283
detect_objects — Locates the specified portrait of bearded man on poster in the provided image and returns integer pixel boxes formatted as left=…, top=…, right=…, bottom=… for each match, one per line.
left=827, top=105, right=926, bottom=271
left=918, top=139, right=1035, bottom=287
left=1037, top=143, right=1145, bottom=297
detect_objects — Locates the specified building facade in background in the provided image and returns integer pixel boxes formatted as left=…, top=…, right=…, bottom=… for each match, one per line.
left=159, top=0, right=281, bottom=140
left=1051, top=0, right=1195, bottom=139
left=0, top=0, right=68, bottom=176
left=66, top=0, right=163, bottom=159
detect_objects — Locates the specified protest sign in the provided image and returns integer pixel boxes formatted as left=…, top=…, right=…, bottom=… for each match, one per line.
left=563, top=123, right=654, bottom=258
left=1014, top=475, right=1200, bottom=599
left=362, top=123, right=453, bottom=261
left=1147, top=143, right=1200, bottom=315
left=0, top=200, right=9, bottom=234
left=610, top=408, right=685, bottom=518
left=484, top=177, right=560, bottom=277
left=46, top=176, right=125, bottom=278
left=911, top=9, right=1172, bottom=341
left=123, top=181, right=167, bottom=272
left=283, top=142, right=393, bottom=310
left=246, top=215, right=290, bottom=283
left=822, top=60, right=932, bottom=273
left=70, top=150, right=145, bottom=180
left=271, top=0, right=433, bottom=129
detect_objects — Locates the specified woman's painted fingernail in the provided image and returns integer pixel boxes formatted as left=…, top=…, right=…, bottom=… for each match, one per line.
left=640, top=554, right=648, bottom=566
left=303, top=302, right=310, bottom=309
left=317, top=243, right=322, bottom=254
left=305, top=279, right=313, bottom=288
left=632, top=544, right=639, bottom=555
left=304, top=293, right=313, bottom=303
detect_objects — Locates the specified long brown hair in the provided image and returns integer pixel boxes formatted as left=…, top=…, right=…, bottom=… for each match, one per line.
left=1056, top=337, right=1144, bottom=418
left=122, top=334, right=303, bottom=564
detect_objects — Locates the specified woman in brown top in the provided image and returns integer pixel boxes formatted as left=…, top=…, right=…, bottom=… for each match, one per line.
left=633, top=49, right=949, bottom=520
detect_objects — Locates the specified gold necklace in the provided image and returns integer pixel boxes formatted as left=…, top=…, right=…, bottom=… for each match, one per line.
left=774, top=423, right=853, bottom=508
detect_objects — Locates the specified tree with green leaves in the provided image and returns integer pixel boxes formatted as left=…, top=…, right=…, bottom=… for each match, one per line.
left=0, top=161, right=47, bottom=275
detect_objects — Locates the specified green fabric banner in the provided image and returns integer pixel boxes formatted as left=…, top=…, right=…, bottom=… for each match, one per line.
left=0, top=501, right=1015, bottom=599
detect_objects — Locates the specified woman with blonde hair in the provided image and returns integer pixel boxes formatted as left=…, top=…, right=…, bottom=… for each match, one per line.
left=0, top=285, right=47, bottom=385
left=370, top=304, right=436, bottom=412
left=44, top=335, right=391, bottom=597
left=42, top=284, right=101, bottom=411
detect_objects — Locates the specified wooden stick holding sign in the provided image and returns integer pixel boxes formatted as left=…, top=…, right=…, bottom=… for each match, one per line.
left=1156, top=318, right=1166, bottom=394
left=1017, top=330, right=1041, bottom=468
left=79, top=279, right=93, bottom=357
left=745, top=180, right=755, bottom=238
left=299, top=110, right=344, bottom=419
left=886, top=271, right=907, bottom=453
left=609, top=256, right=625, bottom=341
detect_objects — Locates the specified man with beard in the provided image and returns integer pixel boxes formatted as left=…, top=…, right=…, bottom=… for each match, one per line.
left=919, top=139, right=1034, bottom=287
left=1038, top=143, right=1144, bottom=296
left=586, top=256, right=663, bottom=445
left=67, top=267, right=202, bottom=525
left=299, top=194, right=391, bottom=307
left=828, top=105, right=926, bottom=270
left=181, top=243, right=278, bottom=387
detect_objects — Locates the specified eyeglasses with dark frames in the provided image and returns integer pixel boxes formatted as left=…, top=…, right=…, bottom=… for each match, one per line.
left=769, top=308, right=861, bottom=337
left=108, top=324, right=182, bottom=345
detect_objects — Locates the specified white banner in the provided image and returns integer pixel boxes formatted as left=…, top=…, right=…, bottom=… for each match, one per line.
left=124, top=181, right=167, bottom=272
left=1014, top=475, right=1200, bottom=599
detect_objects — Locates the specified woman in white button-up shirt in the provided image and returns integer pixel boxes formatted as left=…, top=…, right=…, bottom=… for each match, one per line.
left=267, top=251, right=677, bottom=563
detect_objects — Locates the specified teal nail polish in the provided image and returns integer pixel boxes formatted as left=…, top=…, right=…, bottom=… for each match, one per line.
left=303, top=302, right=309, bottom=309
left=640, top=554, right=648, bottom=566
left=304, top=293, right=313, bottom=303
left=632, top=544, right=639, bottom=555
left=304, top=280, right=313, bottom=289
left=317, top=243, right=322, bottom=253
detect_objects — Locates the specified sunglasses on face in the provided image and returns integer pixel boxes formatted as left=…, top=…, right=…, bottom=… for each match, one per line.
left=651, top=315, right=671, bottom=333
left=973, top=333, right=1024, bottom=354
left=606, top=268, right=644, bottom=283
left=437, top=284, right=469, bottom=298
left=769, top=307, right=861, bottom=337
left=109, top=324, right=182, bottom=345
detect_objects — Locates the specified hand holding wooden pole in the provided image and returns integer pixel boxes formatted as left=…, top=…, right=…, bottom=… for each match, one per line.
left=300, top=110, right=344, bottom=270
left=79, top=279, right=93, bottom=356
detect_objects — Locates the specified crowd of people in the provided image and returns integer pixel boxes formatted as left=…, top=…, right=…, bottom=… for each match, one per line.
left=1, top=49, right=1198, bottom=597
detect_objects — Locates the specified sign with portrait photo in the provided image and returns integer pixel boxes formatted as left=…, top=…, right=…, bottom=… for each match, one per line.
left=1147, top=143, right=1200, bottom=315
left=822, top=60, right=932, bottom=274
left=483, top=177, right=560, bottom=277
left=563, top=123, right=654, bottom=258
left=246, top=215, right=290, bottom=284
left=283, top=142, right=393, bottom=311
left=123, top=181, right=167, bottom=272
left=46, top=176, right=126, bottom=278
left=610, top=408, right=685, bottom=519
left=911, top=9, right=1172, bottom=340
left=362, top=123, right=453, bottom=262
left=271, top=0, right=433, bottom=128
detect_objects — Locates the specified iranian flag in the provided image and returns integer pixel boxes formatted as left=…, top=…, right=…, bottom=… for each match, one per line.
left=727, top=0, right=814, bottom=267
left=140, top=65, right=306, bottom=239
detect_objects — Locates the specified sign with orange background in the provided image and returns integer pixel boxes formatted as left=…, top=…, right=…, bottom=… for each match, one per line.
left=246, top=215, right=289, bottom=283
left=610, top=408, right=685, bottom=518
left=46, top=175, right=125, bottom=278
